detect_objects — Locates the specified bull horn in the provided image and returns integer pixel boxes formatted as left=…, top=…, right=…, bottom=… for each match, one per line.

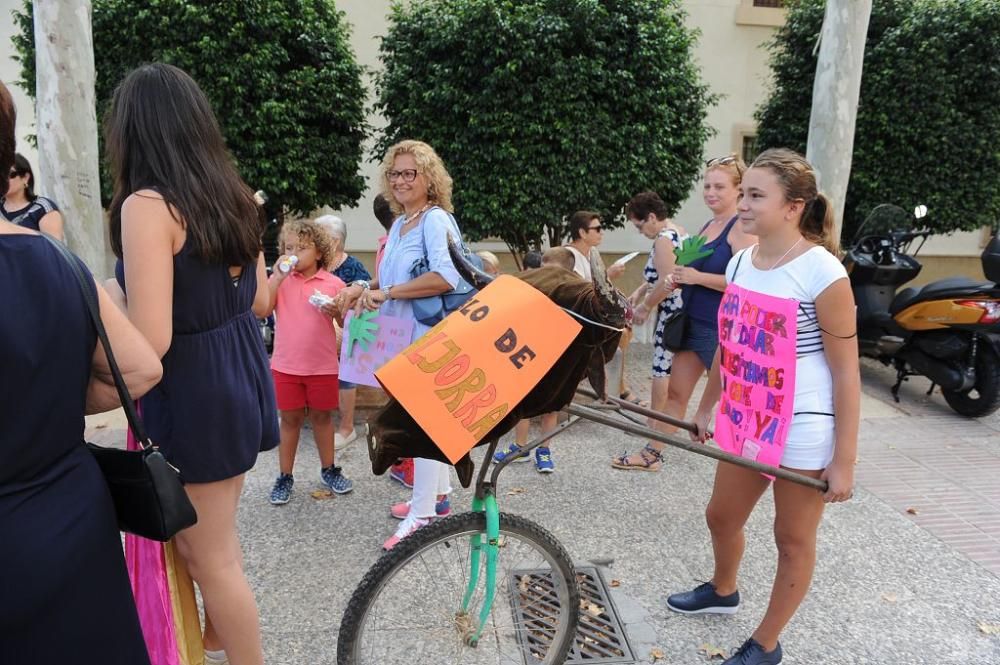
left=448, top=233, right=495, bottom=289
left=590, top=247, right=628, bottom=323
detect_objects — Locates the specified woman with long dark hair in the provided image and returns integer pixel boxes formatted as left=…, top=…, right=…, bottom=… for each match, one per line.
left=105, top=63, right=278, bottom=665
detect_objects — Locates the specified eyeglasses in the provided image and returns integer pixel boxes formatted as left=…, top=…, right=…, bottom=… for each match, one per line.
left=587, top=225, right=603, bottom=232
left=8, top=170, right=23, bottom=179
left=706, top=155, right=744, bottom=179
left=387, top=169, right=419, bottom=183
left=631, top=216, right=651, bottom=231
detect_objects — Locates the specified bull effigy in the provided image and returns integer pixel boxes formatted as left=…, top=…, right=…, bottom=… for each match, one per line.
left=365, top=241, right=629, bottom=487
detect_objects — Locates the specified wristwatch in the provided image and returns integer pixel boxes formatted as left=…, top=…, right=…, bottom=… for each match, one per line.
left=381, top=284, right=393, bottom=300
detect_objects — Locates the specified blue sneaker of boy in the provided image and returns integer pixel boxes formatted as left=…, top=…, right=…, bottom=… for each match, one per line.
left=493, top=442, right=531, bottom=464
left=666, top=581, right=740, bottom=614
left=321, top=465, right=354, bottom=494
left=722, top=638, right=782, bottom=665
left=534, top=447, right=555, bottom=474
left=269, top=473, right=294, bottom=505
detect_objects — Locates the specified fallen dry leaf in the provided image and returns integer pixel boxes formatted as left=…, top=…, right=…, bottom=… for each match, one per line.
left=979, top=621, right=1000, bottom=635
left=583, top=602, right=604, bottom=617
left=882, top=592, right=898, bottom=603
left=610, top=579, right=622, bottom=587
left=518, top=575, right=531, bottom=593
left=698, top=643, right=727, bottom=660
left=905, top=507, right=919, bottom=515
left=649, top=648, right=666, bottom=662
left=310, top=489, right=333, bottom=500
left=507, top=487, right=528, bottom=496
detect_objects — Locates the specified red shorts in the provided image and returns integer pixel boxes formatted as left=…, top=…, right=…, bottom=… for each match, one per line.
left=272, top=370, right=339, bottom=411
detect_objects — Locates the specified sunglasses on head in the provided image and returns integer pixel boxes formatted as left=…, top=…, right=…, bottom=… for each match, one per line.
left=706, top=155, right=744, bottom=178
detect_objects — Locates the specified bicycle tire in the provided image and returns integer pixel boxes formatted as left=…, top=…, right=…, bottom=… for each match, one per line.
left=337, top=511, right=579, bottom=665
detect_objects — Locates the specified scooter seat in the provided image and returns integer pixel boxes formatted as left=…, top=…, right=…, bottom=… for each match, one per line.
left=889, top=277, right=995, bottom=314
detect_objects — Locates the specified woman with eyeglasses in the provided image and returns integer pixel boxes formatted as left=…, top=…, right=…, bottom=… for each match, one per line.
left=614, top=155, right=756, bottom=472
left=336, top=139, right=460, bottom=551
left=2, top=153, right=65, bottom=241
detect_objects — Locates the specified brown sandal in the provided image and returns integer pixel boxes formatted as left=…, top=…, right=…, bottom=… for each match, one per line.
left=611, top=444, right=664, bottom=472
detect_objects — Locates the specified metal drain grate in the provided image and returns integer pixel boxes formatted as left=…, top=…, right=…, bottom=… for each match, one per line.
left=509, top=565, right=636, bottom=664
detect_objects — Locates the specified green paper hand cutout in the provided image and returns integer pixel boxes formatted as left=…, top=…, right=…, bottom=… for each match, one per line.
left=674, top=235, right=715, bottom=266
left=346, top=310, right=380, bottom=358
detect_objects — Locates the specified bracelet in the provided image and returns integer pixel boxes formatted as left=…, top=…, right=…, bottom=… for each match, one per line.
left=351, top=279, right=370, bottom=291
left=381, top=284, right=392, bottom=300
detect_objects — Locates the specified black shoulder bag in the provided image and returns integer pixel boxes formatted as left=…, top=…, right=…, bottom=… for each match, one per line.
left=44, top=234, right=198, bottom=541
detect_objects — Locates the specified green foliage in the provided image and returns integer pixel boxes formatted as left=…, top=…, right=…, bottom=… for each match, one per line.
left=755, top=0, right=1000, bottom=238
left=12, top=0, right=367, bottom=214
left=374, top=0, right=716, bottom=257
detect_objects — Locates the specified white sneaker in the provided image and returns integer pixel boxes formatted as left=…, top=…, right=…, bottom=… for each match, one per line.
left=382, top=514, right=430, bottom=551
left=335, top=429, right=358, bottom=450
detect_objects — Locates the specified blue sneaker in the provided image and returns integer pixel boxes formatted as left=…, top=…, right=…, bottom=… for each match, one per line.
left=269, top=473, right=294, bottom=505
left=722, top=638, right=782, bottom=665
left=666, top=581, right=740, bottom=615
left=534, top=447, right=555, bottom=474
left=493, top=442, right=531, bottom=464
left=321, top=465, right=354, bottom=494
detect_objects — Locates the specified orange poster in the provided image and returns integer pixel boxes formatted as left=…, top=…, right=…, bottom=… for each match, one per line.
left=375, top=275, right=582, bottom=464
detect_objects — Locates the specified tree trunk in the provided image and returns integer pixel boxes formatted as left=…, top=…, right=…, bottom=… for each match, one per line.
left=33, top=1, right=107, bottom=276
left=806, top=0, right=872, bottom=242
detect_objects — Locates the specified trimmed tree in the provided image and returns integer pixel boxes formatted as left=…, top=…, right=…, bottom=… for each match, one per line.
left=374, top=0, right=716, bottom=262
left=755, top=0, right=1000, bottom=239
left=13, top=0, right=367, bottom=216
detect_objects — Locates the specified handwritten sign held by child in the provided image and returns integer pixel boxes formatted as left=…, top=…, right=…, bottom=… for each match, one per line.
left=714, top=285, right=798, bottom=475
left=376, top=275, right=581, bottom=464
left=338, top=312, right=415, bottom=388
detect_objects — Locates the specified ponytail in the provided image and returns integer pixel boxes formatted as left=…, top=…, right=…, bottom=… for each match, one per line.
left=802, top=192, right=839, bottom=254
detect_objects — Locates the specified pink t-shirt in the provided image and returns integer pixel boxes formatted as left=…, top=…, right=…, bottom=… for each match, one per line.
left=375, top=234, right=388, bottom=280
left=270, top=270, right=346, bottom=376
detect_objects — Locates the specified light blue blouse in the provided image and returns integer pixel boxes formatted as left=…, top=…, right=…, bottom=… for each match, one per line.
left=378, top=206, right=463, bottom=341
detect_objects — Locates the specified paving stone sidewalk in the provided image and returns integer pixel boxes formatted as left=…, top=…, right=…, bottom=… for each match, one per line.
left=84, top=346, right=1000, bottom=664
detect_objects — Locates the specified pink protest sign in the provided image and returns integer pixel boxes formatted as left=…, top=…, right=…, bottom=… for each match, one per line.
left=339, top=311, right=415, bottom=388
left=715, top=284, right=798, bottom=475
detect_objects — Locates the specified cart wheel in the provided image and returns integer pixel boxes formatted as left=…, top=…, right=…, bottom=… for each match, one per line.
left=337, top=512, right=579, bottom=665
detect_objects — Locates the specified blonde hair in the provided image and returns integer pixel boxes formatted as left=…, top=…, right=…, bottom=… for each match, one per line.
left=379, top=140, right=454, bottom=215
left=750, top=148, right=839, bottom=254
left=280, top=219, right=336, bottom=270
left=705, top=152, right=746, bottom=188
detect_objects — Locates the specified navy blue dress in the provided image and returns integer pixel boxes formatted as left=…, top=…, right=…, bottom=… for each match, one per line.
left=0, top=235, right=150, bottom=663
left=116, top=235, right=279, bottom=483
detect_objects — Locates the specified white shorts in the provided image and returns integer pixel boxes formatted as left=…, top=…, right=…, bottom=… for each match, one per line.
left=780, top=413, right=835, bottom=470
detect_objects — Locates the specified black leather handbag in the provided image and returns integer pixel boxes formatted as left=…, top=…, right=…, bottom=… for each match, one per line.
left=661, top=310, right=688, bottom=352
left=45, top=234, right=198, bottom=541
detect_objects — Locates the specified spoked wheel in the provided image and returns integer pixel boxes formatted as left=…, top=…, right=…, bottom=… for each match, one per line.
left=337, top=512, right=579, bottom=665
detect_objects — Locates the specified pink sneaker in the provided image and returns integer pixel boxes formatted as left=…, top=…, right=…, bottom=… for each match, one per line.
left=383, top=514, right=430, bottom=551
left=390, top=495, right=451, bottom=519
left=389, top=458, right=414, bottom=488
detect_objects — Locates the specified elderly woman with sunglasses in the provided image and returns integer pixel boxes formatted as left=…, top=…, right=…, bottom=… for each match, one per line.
left=613, top=156, right=756, bottom=471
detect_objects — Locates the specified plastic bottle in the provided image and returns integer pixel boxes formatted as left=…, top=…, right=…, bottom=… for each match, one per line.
left=278, top=255, right=299, bottom=274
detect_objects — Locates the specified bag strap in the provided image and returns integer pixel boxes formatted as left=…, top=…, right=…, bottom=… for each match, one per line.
left=41, top=233, right=154, bottom=449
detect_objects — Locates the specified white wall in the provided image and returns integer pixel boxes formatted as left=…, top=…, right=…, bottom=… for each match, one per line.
left=1, top=0, right=40, bottom=171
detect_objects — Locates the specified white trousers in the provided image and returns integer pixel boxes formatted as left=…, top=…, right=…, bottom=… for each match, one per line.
left=411, top=458, right=452, bottom=518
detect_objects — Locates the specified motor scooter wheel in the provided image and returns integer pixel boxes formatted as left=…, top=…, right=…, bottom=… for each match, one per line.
left=942, top=346, right=1000, bottom=417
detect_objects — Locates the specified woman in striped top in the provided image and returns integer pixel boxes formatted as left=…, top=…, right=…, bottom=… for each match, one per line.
left=668, top=149, right=859, bottom=665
